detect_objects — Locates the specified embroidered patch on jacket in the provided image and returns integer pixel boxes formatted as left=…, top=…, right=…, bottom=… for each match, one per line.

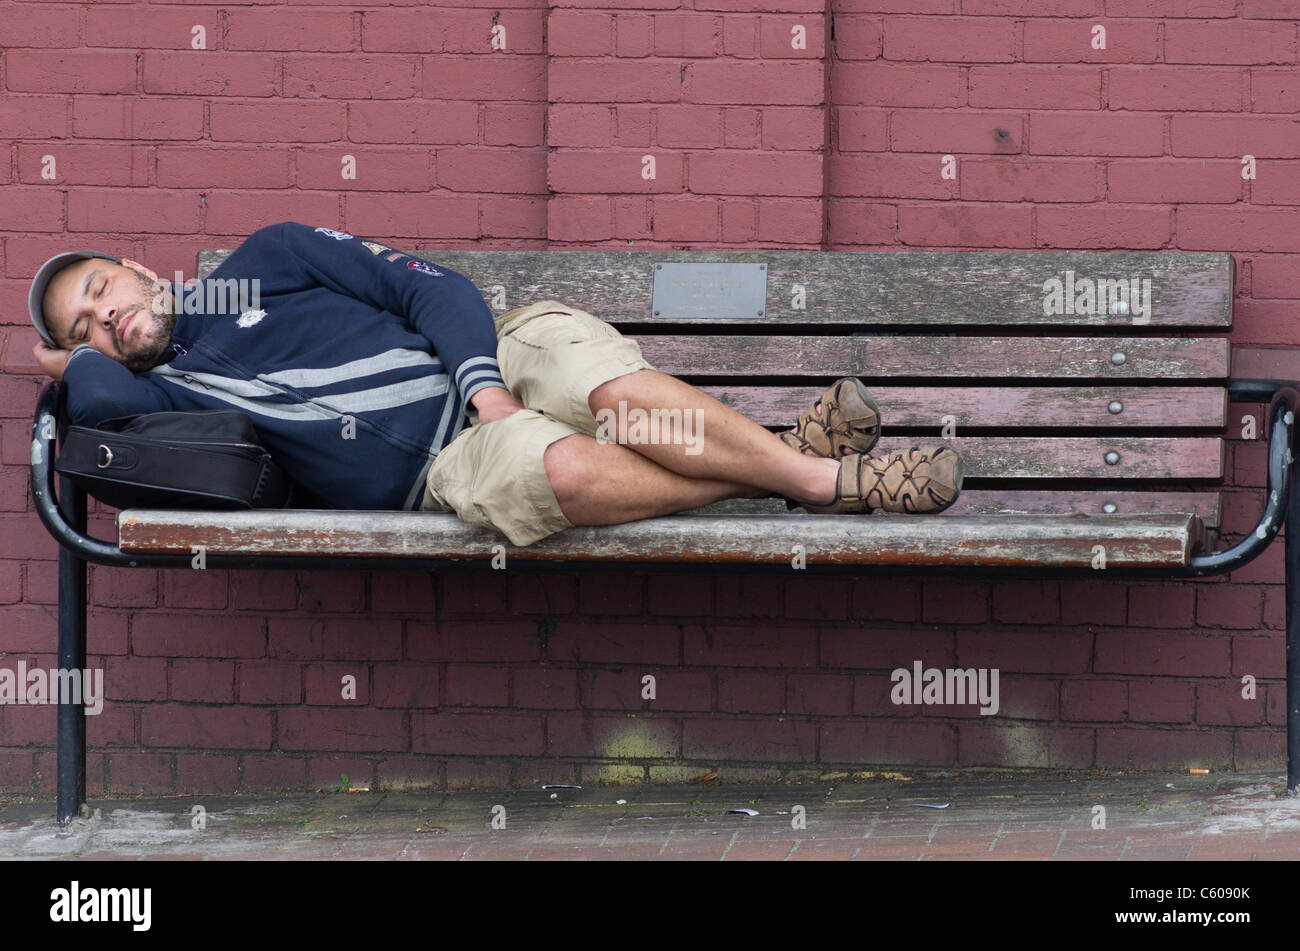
left=362, top=241, right=391, bottom=255
left=236, top=309, right=267, bottom=328
left=406, top=259, right=443, bottom=277
left=315, top=227, right=354, bottom=241
left=384, top=251, right=404, bottom=262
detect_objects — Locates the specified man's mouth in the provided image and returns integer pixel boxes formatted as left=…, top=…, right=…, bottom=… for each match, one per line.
left=116, top=309, right=138, bottom=345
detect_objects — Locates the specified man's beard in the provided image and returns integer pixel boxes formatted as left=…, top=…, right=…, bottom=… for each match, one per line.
left=117, top=275, right=176, bottom=372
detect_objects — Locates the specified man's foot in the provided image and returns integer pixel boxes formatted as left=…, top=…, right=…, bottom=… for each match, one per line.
left=791, top=446, right=964, bottom=514
left=778, top=378, right=881, bottom=459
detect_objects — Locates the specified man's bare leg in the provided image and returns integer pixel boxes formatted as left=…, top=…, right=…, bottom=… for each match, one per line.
left=584, top=368, right=840, bottom=507
left=544, top=432, right=769, bottom=526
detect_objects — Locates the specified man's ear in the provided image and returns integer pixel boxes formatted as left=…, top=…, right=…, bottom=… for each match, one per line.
left=120, top=258, right=160, bottom=283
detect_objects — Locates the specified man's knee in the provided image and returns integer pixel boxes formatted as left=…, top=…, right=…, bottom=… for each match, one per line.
left=542, top=433, right=594, bottom=508
left=588, top=367, right=656, bottom=414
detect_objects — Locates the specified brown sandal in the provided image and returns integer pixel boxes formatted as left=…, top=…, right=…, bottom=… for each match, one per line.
left=779, top=378, right=881, bottom=459
left=794, top=446, right=964, bottom=514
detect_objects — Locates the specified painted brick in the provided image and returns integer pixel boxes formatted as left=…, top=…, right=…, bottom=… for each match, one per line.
left=236, top=661, right=301, bottom=705
left=107, top=753, right=174, bottom=795
left=176, top=754, right=240, bottom=795
left=371, top=663, right=439, bottom=709
left=837, top=62, right=961, bottom=106
left=229, top=570, right=297, bottom=611
left=821, top=719, right=955, bottom=765
left=141, top=705, right=272, bottom=750
left=1128, top=583, right=1196, bottom=628
left=1197, top=584, right=1264, bottom=629
left=885, top=17, right=1016, bottom=62
left=170, top=659, right=235, bottom=703
left=444, top=664, right=510, bottom=708
left=224, top=9, right=355, bottom=51
left=823, top=625, right=954, bottom=673
left=7, top=51, right=136, bottom=94
left=267, top=618, right=401, bottom=661
left=1023, top=19, right=1159, bottom=63
left=1165, top=20, right=1296, bottom=65
left=969, top=66, right=1102, bottom=109
left=1096, top=727, right=1233, bottom=768
left=684, top=716, right=817, bottom=762
left=1127, top=680, right=1196, bottom=722
left=900, top=204, right=1034, bottom=248
left=958, top=722, right=1094, bottom=768
left=550, top=620, right=680, bottom=665
left=1108, top=160, right=1243, bottom=203
left=134, top=613, right=265, bottom=659
left=241, top=754, right=309, bottom=792
left=1062, top=679, right=1128, bottom=721
left=758, top=15, right=825, bottom=59
left=161, top=568, right=228, bottom=611
left=547, top=712, right=679, bottom=758
left=991, top=581, right=1060, bottom=625
left=892, top=110, right=1023, bottom=154
left=141, top=52, right=279, bottom=97
left=957, top=629, right=1093, bottom=674
left=411, top=712, right=543, bottom=756
left=279, top=708, right=406, bottom=752
left=1197, top=679, right=1265, bottom=726
left=584, top=668, right=711, bottom=711
left=304, top=663, right=369, bottom=706
left=960, top=159, right=1101, bottom=202
left=577, top=573, right=645, bottom=615
left=1036, top=206, right=1170, bottom=249
left=1108, top=67, right=1245, bottom=111
left=296, top=572, right=366, bottom=614
left=716, top=671, right=785, bottom=713
left=408, top=620, right=540, bottom=663
left=512, top=667, right=579, bottom=709
left=72, top=96, right=204, bottom=141
left=787, top=673, right=853, bottom=716
left=1095, top=631, right=1230, bottom=677
left=833, top=155, right=959, bottom=200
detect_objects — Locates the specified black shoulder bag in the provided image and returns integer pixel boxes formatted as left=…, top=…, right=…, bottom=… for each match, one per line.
left=54, top=410, right=294, bottom=510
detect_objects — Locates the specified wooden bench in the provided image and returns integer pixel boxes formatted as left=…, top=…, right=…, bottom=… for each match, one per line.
left=31, top=247, right=1300, bottom=823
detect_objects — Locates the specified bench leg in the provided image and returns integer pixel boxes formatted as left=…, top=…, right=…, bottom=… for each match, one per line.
left=1289, top=453, right=1300, bottom=796
left=55, top=477, right=87, bottom=826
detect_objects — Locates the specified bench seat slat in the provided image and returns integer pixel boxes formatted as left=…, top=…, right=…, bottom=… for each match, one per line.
left=198, top=250, right=1232, bottom=327
left=705, top=385, right=1227, bottom=429
left=636, top=336, right=1230, bottom=379
left=117, top=511, right=1202, bottom=568
left=692, top=490, right=1221, bottom=527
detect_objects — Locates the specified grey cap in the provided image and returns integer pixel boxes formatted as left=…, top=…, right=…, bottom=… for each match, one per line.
left=28, top=250, right=122, bottom=348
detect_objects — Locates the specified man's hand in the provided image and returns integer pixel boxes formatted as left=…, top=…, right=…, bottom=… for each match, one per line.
left=470, top=385, right=525, bottom=424
left=33, top=341, right=72, bottom=381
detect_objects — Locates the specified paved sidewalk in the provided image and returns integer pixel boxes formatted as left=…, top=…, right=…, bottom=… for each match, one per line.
left=2, top=769, right=1298, bottom=860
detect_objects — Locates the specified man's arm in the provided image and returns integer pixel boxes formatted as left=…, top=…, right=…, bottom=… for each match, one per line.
left=51, top=344, right=173, bottom=425
left=271, top=223, right=515, bottom=415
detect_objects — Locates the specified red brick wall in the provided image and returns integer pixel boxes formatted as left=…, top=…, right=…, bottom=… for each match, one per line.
left=1, top=0, right=1296, bottom=795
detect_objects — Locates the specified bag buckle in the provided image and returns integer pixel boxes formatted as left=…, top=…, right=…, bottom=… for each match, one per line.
left=96, top=444, right=115, bottom=469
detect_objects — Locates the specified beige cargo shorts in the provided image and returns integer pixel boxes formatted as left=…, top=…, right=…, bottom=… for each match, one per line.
left=420, top=299, right=655, bottom=546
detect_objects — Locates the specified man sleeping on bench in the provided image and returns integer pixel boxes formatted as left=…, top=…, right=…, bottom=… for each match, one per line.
left=27, top=221, right=964, bottom=547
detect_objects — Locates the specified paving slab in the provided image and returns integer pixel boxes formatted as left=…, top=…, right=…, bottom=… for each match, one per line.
left=1, top=769, right=1298, bottom=861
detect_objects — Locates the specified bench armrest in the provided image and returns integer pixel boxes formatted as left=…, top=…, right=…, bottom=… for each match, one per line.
left=1187, top=379, right=1300, bottom=576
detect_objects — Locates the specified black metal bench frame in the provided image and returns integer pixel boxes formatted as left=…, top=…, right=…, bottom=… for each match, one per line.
left=29, top=376, right=1300, bottom=824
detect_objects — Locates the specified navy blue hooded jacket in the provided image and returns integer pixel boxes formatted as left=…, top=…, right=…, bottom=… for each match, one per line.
left=61, top=221, right=507, bottom=510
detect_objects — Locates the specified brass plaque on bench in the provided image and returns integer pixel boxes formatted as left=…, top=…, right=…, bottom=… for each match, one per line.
left=651, top=262, right=768, bottom=319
